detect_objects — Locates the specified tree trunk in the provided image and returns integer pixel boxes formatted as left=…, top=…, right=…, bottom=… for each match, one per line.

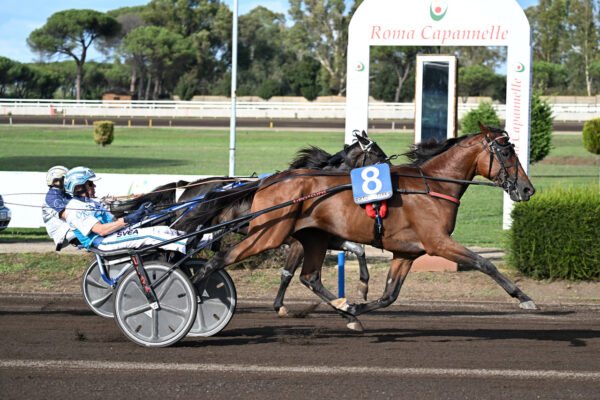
left=153, top=78, right=160, bottom=100
left=144, top=72, right=152, bottom=100
left=129, top=69, right=137, bottom=98
left=394, top=65, right=411, bottom=103
left=137, top=71, right=144, bottom=100
left=76, top=62, right=82, bottom=101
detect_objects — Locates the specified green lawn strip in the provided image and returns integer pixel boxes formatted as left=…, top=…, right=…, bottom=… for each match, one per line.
left=0, top=252, right=91, bottom=281
left=0, top=227, right=49, bottom=241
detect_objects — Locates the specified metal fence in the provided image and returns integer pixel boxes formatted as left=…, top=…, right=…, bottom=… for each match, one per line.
left=0, top=98, right=597, bottom=121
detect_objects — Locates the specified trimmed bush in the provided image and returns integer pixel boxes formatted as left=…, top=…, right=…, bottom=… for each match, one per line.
left=93, top=120, right=114, bottom=147
left=582, top=117, right=600, bottom=155
left=507, top=187, right=600, bottom=281
left=530, top=93, right=553, bottom=163
left=460, top=102, right=501, bottom=134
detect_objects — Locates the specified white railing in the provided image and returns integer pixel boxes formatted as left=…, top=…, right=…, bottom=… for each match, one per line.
left=0, top=98, right=596, bottom=121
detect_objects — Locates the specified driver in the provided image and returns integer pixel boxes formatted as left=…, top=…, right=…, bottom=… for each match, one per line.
left=63, top=166, right=188, bottom=254
left=42, top=165, right=77, bottom=250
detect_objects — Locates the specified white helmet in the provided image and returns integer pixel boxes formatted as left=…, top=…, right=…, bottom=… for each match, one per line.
left=65, top=166, right=100, bottom=196
left=46, top=165, right=68, bottom=187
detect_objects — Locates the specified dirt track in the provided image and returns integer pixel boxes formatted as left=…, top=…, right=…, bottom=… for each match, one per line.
left=1, top=294, right=600, bottom=399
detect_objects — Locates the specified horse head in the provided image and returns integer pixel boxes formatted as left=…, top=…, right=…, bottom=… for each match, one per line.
left=477, top=123, right=535, bottom=202
left=346, top=130, right=390, bottom=168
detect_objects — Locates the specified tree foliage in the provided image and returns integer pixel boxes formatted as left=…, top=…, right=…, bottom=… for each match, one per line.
left=460, top=102, right=501, bottom=134
left=458, top=65, right=500, bottom=102
left=27, top=9, right=121, bottom=100
left=582, top=118, right=600, bottom=154
left=11, top=0, right=600, bottom=100
left=288, top=0, right=349, bottom=95
left=530, top=92, right=554, bottom=164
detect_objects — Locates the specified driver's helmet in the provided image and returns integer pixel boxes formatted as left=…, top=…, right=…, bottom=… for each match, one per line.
left=64, top=166, right=100, bottom=196
left=46, top=165, right=68, bottom=187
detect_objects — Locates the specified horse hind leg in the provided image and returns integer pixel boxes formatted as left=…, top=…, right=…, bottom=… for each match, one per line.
left=273, top=240, right=304, bottom=317
left=347, top=257, right=413, bottom=317
left=341, top=241, right=369, bottom=300
left=299, top=269, right=364, bottom=332
left=295, top=229, right=364, bottom=331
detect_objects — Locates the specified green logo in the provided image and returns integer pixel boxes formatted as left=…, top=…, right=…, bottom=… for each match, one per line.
left=430, top=1, right=448, bottom=21
left=355, top=62, right=365, bottom=72
left=516, top=63, right=525, bottom=72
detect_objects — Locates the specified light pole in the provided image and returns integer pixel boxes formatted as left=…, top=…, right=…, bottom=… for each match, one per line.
left=229, top=0, right=238, bottom=177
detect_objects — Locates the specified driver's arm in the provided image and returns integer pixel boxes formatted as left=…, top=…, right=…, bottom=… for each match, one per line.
left=91, top=218, right=128, bottom=237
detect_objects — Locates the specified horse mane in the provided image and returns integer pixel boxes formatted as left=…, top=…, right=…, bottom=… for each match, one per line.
left=403, top=134, right=476, bottom=166
left=289, top=146, right=344, bottom=170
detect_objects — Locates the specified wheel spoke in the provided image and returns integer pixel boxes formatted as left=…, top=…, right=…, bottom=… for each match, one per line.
left=160, top=304, right=188, bottom=317
left=91, top=292, right=112, bottom=307
left=154, top=273, right=175, bottom=300
left=86, top=275, right=108, bottom=289
left=196, top=305, right=206, bottom=330
left=122, top=303, right=152, bottom=318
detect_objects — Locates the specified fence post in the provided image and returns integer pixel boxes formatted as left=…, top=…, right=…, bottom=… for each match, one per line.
left=338, top=252, right=345, bottom=298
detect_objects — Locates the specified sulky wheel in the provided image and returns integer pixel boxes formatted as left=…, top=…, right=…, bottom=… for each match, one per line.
left=187, top=269, right=237, bottom=337
left=81, top=259, right=121, bottom=318
left=113, top=261, right=197, bottom=348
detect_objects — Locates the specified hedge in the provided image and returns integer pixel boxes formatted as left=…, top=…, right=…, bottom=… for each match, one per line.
left=507, top=187, right=600, bottom=280
left=93, top=120, right=114, bottom=147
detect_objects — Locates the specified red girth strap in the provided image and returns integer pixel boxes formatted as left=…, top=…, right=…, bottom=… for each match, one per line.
left=429, top=191, right=460, bottom=205
left=366, top=200, right=387, bottom=218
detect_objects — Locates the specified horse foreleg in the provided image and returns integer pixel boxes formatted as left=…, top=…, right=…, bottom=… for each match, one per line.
left=347, top=256, right=413, bottom=316
left=273, top=240, right=304, bottom=317
left=341, top=241, right=369, bottom=300
left=295, top=229, right=364, bottom=331
left=428, top=237, right=537, bottom=309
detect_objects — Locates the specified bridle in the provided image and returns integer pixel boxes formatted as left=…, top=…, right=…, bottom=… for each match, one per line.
left=351, top=130, right=398, bottom=167
left=483, top=133, right=519, bottom=194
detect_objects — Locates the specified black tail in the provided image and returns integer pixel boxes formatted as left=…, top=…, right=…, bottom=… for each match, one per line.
left=107, top=182, right=178, bottom=217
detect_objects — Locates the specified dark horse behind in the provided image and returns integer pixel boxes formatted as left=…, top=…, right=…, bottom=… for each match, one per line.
left=178, top=130, right=390, bottom=316
left=191, top=124, right=537, bottom=331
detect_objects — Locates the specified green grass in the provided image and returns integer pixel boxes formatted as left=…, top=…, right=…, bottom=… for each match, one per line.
left=0, top=227, right=49, bottom=242
left=0, top=126, right=412, bottom=175
left=0, top=126, right=597, bottom=247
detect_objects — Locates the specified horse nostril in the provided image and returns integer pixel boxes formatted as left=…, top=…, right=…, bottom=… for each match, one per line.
left=524, top=187, right=534, bottom=195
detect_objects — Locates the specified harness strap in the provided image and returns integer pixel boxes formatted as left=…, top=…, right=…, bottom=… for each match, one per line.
left=416, top=166, right=460, bottom=205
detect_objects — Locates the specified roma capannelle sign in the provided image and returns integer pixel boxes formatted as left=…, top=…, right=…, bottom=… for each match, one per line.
left=345, top=0, right=532, bottom=228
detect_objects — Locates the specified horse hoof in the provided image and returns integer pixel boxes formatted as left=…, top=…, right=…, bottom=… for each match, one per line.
left=277, top=306, right=289, bottom=317
left=330, top=298, right=348, bottom=312
left=346, top=321, right=364, bottom=332
left=357, top=282, right=368, bottom=301
left=519, top=300, right=538, bottom=310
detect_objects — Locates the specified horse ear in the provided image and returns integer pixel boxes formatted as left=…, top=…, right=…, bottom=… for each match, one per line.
left=361, top=130, right=368, bottom=138
left=479, top=122, right=493, bottom=140
left=356, top=134, right=368, bottom=145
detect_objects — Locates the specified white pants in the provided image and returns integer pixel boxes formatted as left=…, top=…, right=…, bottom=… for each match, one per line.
left=96, top=226, right=188, bottom=254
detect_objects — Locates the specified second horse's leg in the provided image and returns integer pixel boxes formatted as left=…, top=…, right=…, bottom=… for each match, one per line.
left=340, top=241, right=369, bottom=300
left=273, top=240, right=304, bottom=316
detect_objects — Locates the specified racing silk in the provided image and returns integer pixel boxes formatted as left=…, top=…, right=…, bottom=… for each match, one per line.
left=42, top=189, right=75, bottom=249
left=65, top=196, right=114, bottom=249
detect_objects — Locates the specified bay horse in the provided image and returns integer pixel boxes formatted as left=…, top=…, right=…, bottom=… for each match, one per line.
left=191, top=124, right=537, bottom=331
left=178, top=131, right=390, bottom=315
